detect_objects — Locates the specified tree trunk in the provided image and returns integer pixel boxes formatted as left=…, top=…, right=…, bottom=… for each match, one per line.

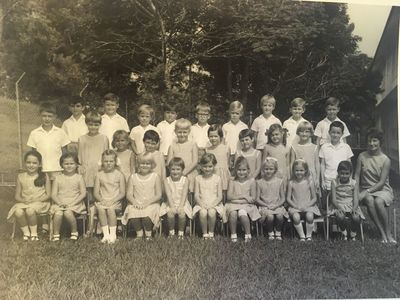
left=240, top=57, right=249, bottom=108
left=227, top=58, right=232, bottom=101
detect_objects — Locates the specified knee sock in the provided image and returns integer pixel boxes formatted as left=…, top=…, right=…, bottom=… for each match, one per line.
left=306, top=223, right=314, bottom=238
left=294, top=223, right=305, bottom=238
left=29, top=225, right=38, bottom=237
left=102, top=226, right=110, bottom=239
left=21, top=226, right=30, bottom=236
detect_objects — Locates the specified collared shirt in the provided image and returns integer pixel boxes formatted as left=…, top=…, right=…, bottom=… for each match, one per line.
left=250, top=114, right=282, bottom=150
left=27, top=125, right=70, bottom=172
left=222, top=120, right=248, bottom=155
left=61, top=114, right=88, bottom=143
left=99, top=113, right=130, bottom=148
left=157, top=120, right=177, bottom=155
left=189, top=123, right=210, bottom=149
left=314, top=117, right=350, bottom=145
left=129, top=124, right=159, bottom=154
left=282, top=117, right=309, bottom=147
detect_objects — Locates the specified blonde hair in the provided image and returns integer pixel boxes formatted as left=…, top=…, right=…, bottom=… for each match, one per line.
left=138, top=104, right=155, bottom=119
left=137, top=152, right=156, bottom=170
left=290, top=97, right=305, bottom=109
left=175, top=118, right=192, bottom=130
left=260, top=94, right=276, bottom=107
left=261, top=157, right=278, bottom=177
left=195, top=102, right=211, bottom=113
left=229, top=100, right=244, bottom=113
left=296, top=121, right=314, bottom=136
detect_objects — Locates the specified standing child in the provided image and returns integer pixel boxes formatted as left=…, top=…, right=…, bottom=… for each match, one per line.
left=99, top=93, right=130, bottom=149
left=315, top=97, right=350, bottom=146
left=193, top=153, right=226, bottom=240
left=78, top=111, right=109, bottom=234
left=190, top=102, right=211, bottom=157
left=94, top=150, right=126, bottom=243
left=287, top=159, right=321, bottom=241
left=256, top=157, right=287, bottom=240
left=157, top=103, right=177, bottom=160
left=50, top=153, right=86, bottom=241
left=161, top=157, right=192, bottom=238
left=251, top=94, right=281, bottom=150
left=262, top=123, right=290, bottom=178
left=123, top=153, right=162, bottom=240
left=112, top=130, right=135, bottom=182
left=234, top=129, right=261, bottom=179
left=226, top=156, right=260, bottom=242
left=7, top=151, right=51, bottom=241
left=167, top=118, right=198, bottom=192
left=319, top=121, right=353, bottom=210
left=129, top=104, right=159, bottom=155
left=206, top=124, right=231, bottom=198
left=331, top=161, right=364, bottom=241
left=282, top=97, right=309, bottom=147
left=222, top=101, right=248, bottom=165
left=62, top=96, right=88, bottom=153
left=143, top=130, right=166, bottom=181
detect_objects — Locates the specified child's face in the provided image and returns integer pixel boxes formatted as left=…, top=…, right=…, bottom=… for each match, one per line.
left=262, top=163, right=276, bottom=179
left=164, top=111, right=177, bottom=124
left=270, top=129, right=282, bottom=145
left=87, top=122, right=100, bottom=135
left=294, top=164, right=306, bottom=180
left=196, top=110, right=210, bottom=125
left=40, top=111, right=55, bottom=127
left=208, top=130, right=221, bottom=146
left=201, top=161, right=214, bottom=177
left=229, top=109, right=242, bottom=124
left=104, top=100, right=118, bottom=116
left=170, top=165, right=183, bottom=181
left=139, top=111, right=151, bottom=126
left=175, top=127, right=190, bottom=143
left=298, top=129, right=312, bottom=143
left=367, top=137, right=381, bottom=152
left=62, top=157, right=77, bottom=174
left=290, top=106, right=304, bottom=119
left=102, top=154, right=116, bottom=172
left=338, top=169, right=351, bottom=183
left=25, top=155, right=41, bottom=174
left=115, top=136, right=130, bottom=151
left=144, top=139, right=158, bottom=152
left=326, top=105, right=339, bottom=120
left=261, top=99, right=275, bottom=116
left=329, top=126, right=343, bottom=144
left=138, top=160, right=152, bottom=174
left=236, top=164, right=249, bottom=180
left=69, top=103, right=84, bottom=117
left=240, top=136, right=253, bottom=151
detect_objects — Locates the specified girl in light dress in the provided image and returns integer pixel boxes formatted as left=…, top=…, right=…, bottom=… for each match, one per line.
left=94, top=150, right=126, bottom=243
left=112, top=130, right=135, bottom=182
left=123, top=153, right=162, bottom=240
left=226, top=156, right=260, bottom=242
left=50, top=153, right=86, bottom=241
left=7, top=150, right=51, bottom=241
left=287, top=159, right=321, bottom=241
left=262, top=123, right=290, bottom=178
left=193, top=153, right=226, bottom=240
left=235, top=129, right=261, bottom=179
left=256, top=157, right=287, bottom=240
left=160, top=157, right=192, bottom=239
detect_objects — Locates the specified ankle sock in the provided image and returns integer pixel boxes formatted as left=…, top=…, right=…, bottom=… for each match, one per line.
left=178, top=230, right=184, bottom=237
left=21, top=226, right=30, bottom=236
left=109, top=226, right=117, bottom=239
left=136, top=230, right=144, bottom=238
left=294, top=223, right=305, bottom=238
left=306, top=222, right=314, bottom=238
left=102, top=226, right=110, bottom=239
left=29, top=225, right=38, bottom=237
left=169, top=229, right=175, bottom=236
left=145, top=230, right=152, bottom=238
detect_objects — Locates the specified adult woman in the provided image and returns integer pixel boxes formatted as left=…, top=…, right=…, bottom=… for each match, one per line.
left=355, top=129, right=396, bottom=244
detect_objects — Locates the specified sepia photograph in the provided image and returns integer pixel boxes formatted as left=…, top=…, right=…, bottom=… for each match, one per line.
left=0, top=0, right=399, bottom=298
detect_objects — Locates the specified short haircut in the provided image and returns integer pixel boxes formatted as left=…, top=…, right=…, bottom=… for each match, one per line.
left=296, top=121, right=314, bottom=135
left=143, top=129, right=160, bottom=143
left=175, top=118, right=192, bottom=130
left=137, top=152, right=155, bottom=169
left=69, top=96, right=84, bottom=106
left=101, top=149, right=118, bottom=162
left=195, top=101, right=211, bottom=113
left=85, top=111, right=102, bottom=124
left=239, top=128, right=254, bottom=140
left=291, top=159, right=310, bottom=180
left=337, top=160, right=353, bottom=174
left=329, top=121, right=344, bottom=133
left=233, top=156, right=250, bottom=179
left=367, top=128, right=384, bottom=145
left=168, top=157, right=185, bottom=170
left=199, top=153, right=217, bottom=167
left=267, top=123, right=286, bottom=146
left=163, top=102, right=177, bottom=113
left=229, top=100, right=244, bottom=113
left=260, top=94, right=276, bottom=106
left=138, top=104, right=155, bottom=118
left=59, top=152, right=80, bottom=167
left=39, top=102, right=56, bottom=114
left=262, top=157, right=278, bottom=176
left=325, top=97, right=340, bottom=108
left=103, top=92, right=119, bottom=104
left=208, top=124, right=223, bottom=138
left=112, top=130, right=130, bottom=148
left=290, top=97, right=305, bottom=108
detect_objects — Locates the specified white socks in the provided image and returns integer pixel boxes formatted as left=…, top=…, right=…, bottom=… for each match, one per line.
left=101, top=226, right=110, bottom=243
left=109, top=226, right=117, bottom=243
left=306, top=223, right=314, bottom=238
left=21, top=226, right=30, bottom=236
left=294, top=223, right=305, bottom=239
left=29, top=225, right=38, bottom=237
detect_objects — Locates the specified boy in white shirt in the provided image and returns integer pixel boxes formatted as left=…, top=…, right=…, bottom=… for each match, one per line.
left=156, top=103, right=177, bottom=159
left=282, top=97, right=309, bottom=147
left=190, top=102, right=211, bottom=157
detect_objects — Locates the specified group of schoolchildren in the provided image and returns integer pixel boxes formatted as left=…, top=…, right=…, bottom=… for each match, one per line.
left=6, top=92, right=379, bottom=244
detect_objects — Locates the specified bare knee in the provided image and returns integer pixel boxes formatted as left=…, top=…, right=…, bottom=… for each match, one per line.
left=208, top=208, right=216, bottom=218
left=363, top=195, right=375, bottom=208
left=25, top=208, right=36, bottom=217
left=14, top=208, right=25, bottom=218
left=305, top=212, right=314, bottom=223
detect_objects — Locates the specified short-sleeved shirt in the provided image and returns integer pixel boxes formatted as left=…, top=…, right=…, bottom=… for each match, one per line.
left=319, top=142, right=353, bottom=188
left=99, top=113, right=130, bottom=148
left=314, top=117, right=350, bottom=145
left=222, top=120, right=248, bottom=155
left=129, top=124, right=159, bottom=155
left=27, top=125, right=70, bottom=172
left=251, top=114, right=282, bottom=150
left=189, top=123, right=210, bottom=149
left=61, top=115, right=88, bottom=143
left=156, top=120, right=176, bottom=156
left=282, top=117, right=309, bottom=147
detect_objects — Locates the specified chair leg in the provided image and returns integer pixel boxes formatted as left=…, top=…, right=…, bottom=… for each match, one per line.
left=48, top=214, right=53, bottom=241
left=189, top=218, right=192, bottom=237
left=11, top=220, right=16, bottom=240
left=326, top=217, right=329, bottom=241
left=82, top=216, right=86, bottom=238
left=360, top=222, right=364, bottom=244
left=393, top=208, right=397, bottom=241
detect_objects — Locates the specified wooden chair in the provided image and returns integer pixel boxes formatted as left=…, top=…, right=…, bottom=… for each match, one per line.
left=11, top=212, right=53, bottom=241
